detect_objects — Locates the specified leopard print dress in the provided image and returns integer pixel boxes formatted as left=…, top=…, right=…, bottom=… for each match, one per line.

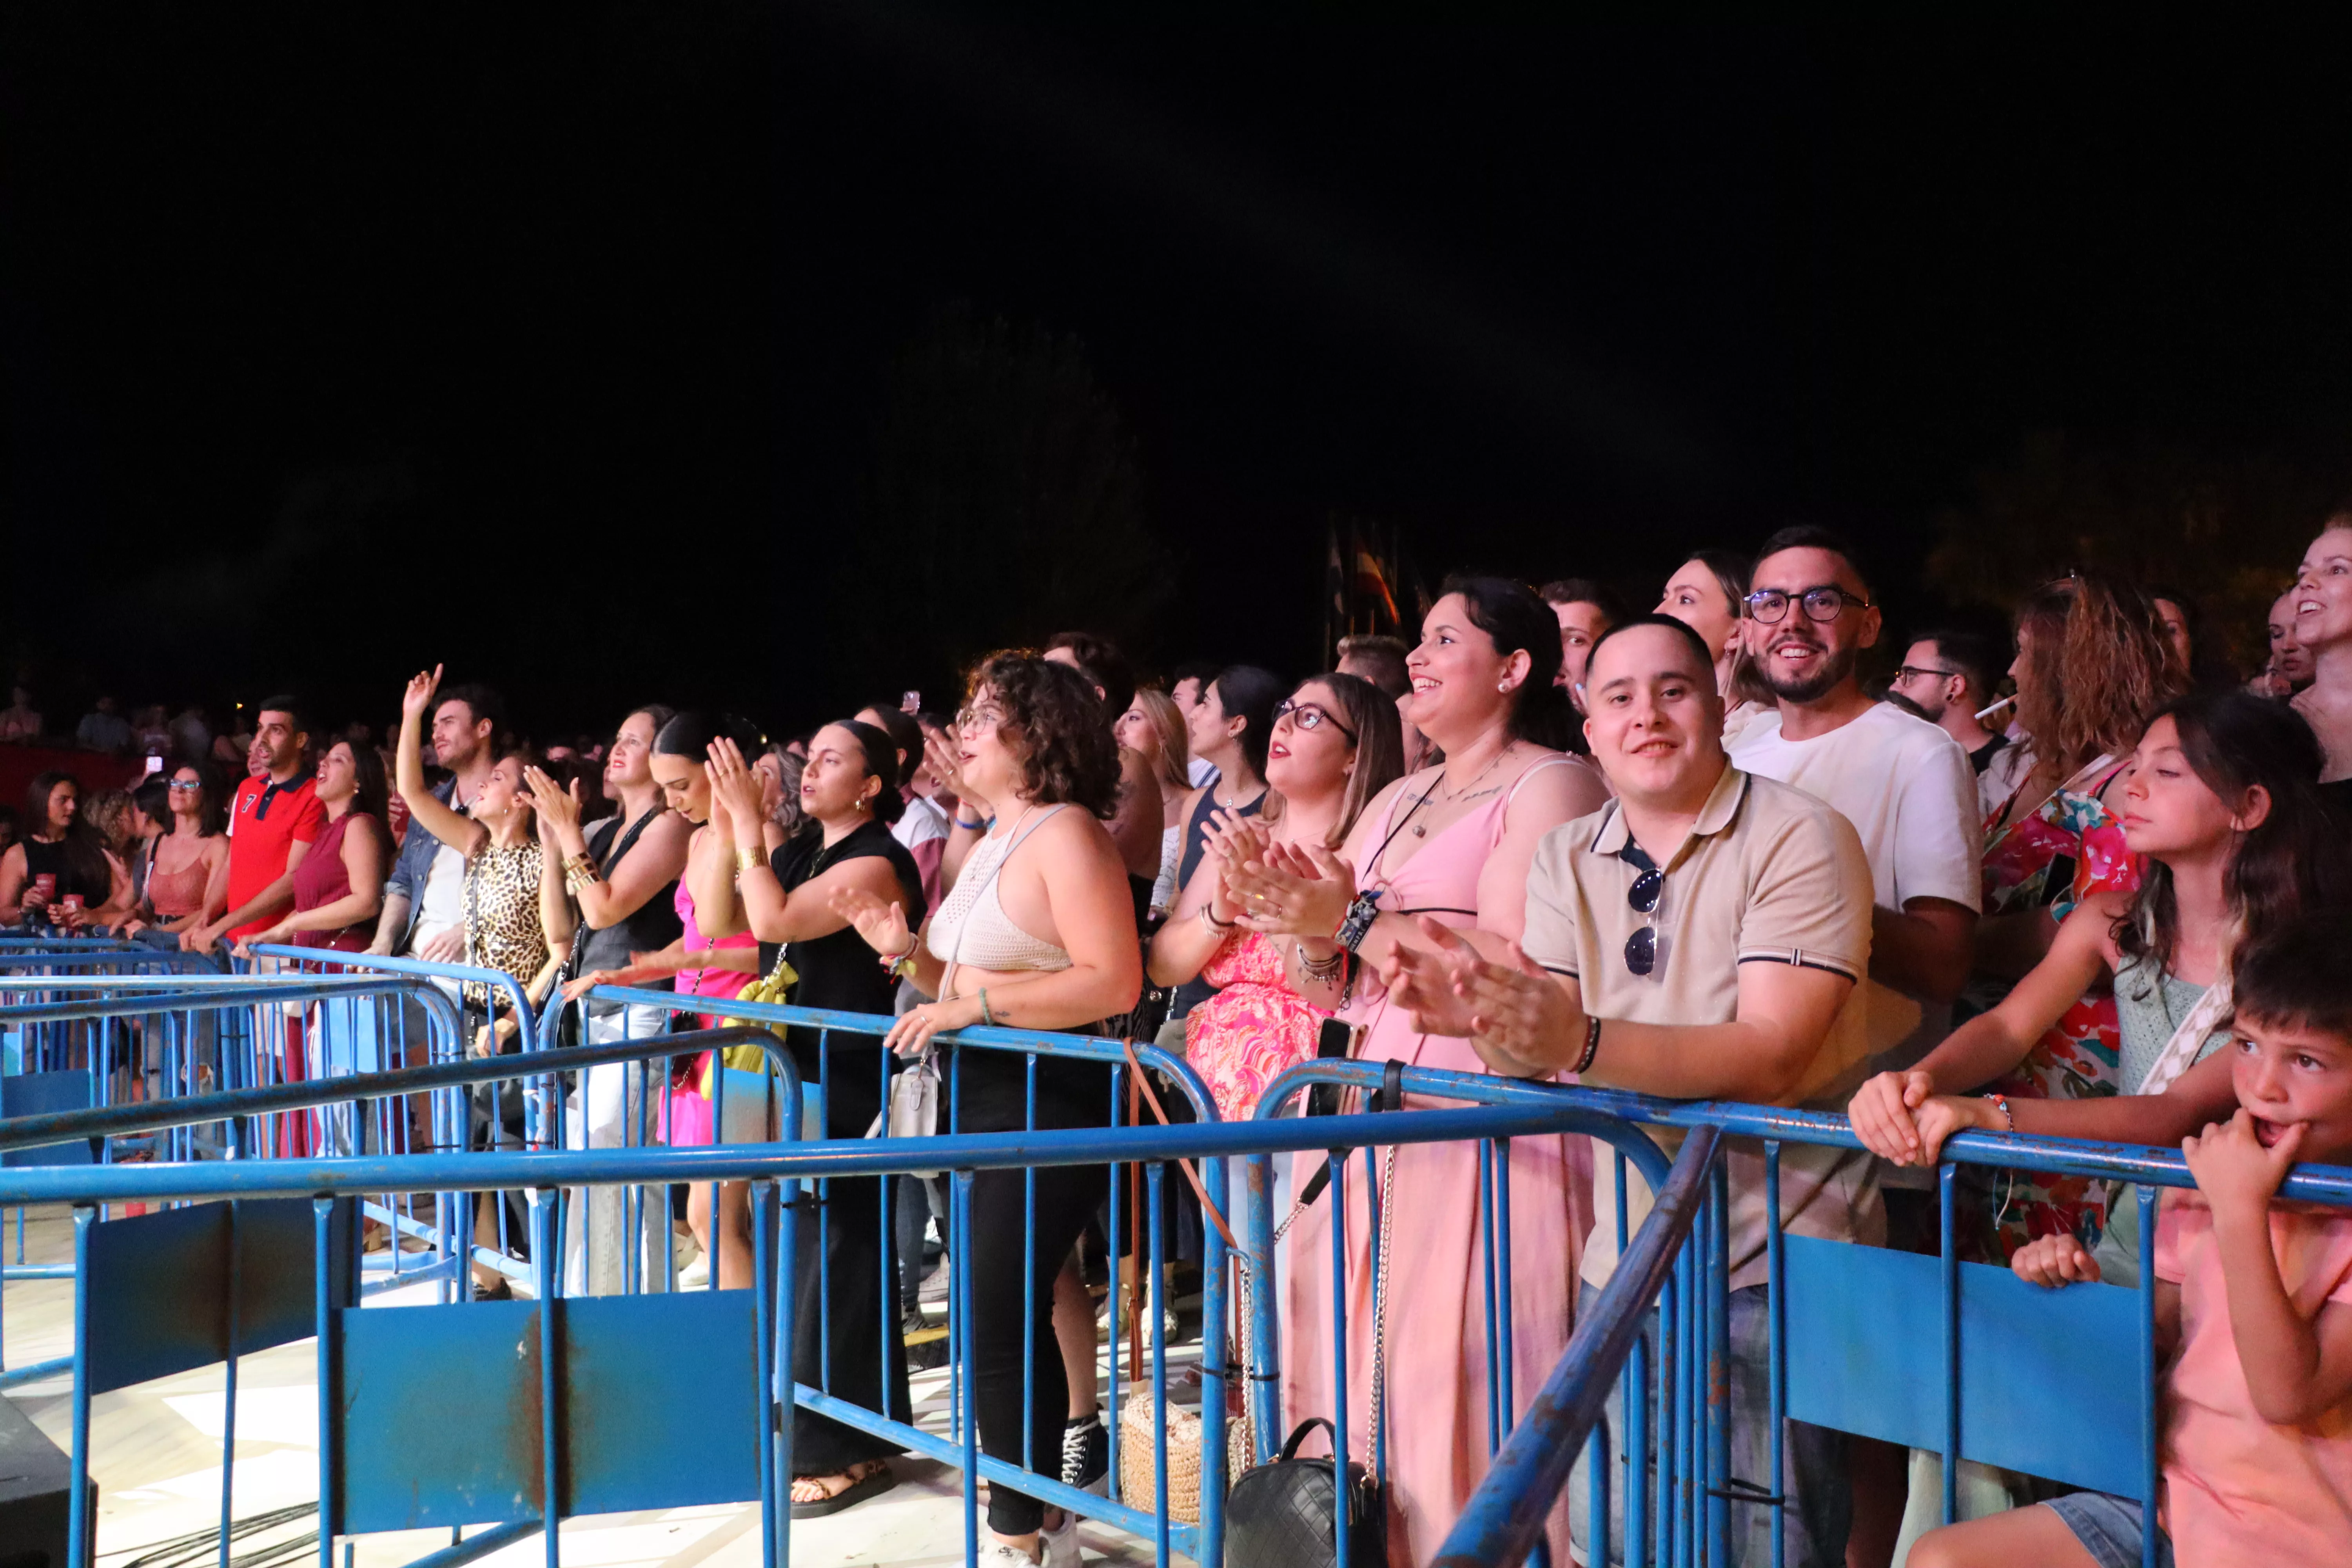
left=463, top=840, right=548, bottom=1011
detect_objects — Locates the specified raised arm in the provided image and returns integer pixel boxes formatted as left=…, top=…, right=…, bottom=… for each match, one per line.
left=395, top=666, right=485, bottom=860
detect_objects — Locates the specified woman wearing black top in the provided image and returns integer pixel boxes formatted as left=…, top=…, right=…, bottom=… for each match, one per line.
left=0, top=770, right=131, bottom=929
left=706, top=720, right=926, bottom=1517
left=534, top=704, right=693, bottom=1298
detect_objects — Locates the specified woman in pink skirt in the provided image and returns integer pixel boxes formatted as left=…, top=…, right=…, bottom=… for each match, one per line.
left=1230, top=577, right=1610, bottom=1565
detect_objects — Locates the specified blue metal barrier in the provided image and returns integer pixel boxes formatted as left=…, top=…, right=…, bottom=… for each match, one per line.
left=1426, top=1085, right=2352, bottom=1568
left=0, top=1095, right=1596, bottom=1568
left=550, top=986, right=1238, bottom=1566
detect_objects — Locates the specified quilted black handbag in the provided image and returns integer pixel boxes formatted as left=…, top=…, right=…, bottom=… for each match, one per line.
left=1225, top=1417, right=1387, bottom=1568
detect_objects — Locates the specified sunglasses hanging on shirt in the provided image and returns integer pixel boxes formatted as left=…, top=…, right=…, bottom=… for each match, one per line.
left=1623, top=854, right=1664, bottom=977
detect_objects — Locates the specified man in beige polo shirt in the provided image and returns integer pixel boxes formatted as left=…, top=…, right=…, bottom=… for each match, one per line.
left=1386, top=613, right=1877, bottom=1568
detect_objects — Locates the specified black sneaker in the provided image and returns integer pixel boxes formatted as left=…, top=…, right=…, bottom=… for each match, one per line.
left=1061, top=1412, right=1107, bottom=1494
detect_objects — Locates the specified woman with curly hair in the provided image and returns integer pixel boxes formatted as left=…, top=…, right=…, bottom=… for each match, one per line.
left=837, top=653, right=1141, bottom=1565
left=1975, top=572, right=2186, bottom=985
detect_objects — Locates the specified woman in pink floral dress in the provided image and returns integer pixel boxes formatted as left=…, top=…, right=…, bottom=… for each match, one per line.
left=1148, top=673, right=1404, bottom=1120
left=1960, top=573, right=2183, bottom=1258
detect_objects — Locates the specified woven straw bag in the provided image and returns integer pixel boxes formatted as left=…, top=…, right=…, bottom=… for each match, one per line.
left=1119, top=1382, right=1252, bottom=1524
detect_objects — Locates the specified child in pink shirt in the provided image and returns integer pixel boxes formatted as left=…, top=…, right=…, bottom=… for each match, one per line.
left=1911, top=913, right=2352, bottom=1568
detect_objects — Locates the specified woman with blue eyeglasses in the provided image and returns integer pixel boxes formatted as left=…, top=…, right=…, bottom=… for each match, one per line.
left=123, top=763, right=229, bottom=945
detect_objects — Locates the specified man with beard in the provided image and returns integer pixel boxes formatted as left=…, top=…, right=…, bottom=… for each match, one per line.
left=1724, top=527, right=1980, bottom=1568
left=1726, top=528, right=1979, bottom=1076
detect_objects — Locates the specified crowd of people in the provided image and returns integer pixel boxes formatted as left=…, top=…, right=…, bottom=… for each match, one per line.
left=10, top=512, right=2352, bottom=1568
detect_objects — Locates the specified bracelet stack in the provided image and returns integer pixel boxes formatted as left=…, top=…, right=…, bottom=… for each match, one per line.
left=1296, top=945, right=1346, bottom=984
left=562, top=853, right=601, bottom=897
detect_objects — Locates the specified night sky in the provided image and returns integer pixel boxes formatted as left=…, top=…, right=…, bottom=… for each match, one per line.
left=7, top=11, right=2351, bottom=740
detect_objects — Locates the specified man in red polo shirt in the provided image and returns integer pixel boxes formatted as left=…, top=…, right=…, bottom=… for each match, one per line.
left=186, top=696, right=325, bottom=955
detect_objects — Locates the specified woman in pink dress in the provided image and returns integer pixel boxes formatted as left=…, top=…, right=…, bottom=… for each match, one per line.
left=1147, top=673, right=1405, bottom=1122
left=1229, top=577, right=1611, bottom=1566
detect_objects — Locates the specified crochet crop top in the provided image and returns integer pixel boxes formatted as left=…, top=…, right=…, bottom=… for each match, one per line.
left=926, top=804, right=1074, bottom=977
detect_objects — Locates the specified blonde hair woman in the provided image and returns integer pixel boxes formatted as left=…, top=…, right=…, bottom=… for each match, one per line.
left=1115, top=687, right=1192, bottom=916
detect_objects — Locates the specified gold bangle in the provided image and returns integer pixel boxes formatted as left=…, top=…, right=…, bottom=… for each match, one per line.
left=735, top=846, right=764, bottom=875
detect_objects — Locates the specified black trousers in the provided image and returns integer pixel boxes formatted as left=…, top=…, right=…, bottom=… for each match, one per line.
left=966, top=1149, right=1108, bottom=1535
left=940, top=1048, right=1112, bottom=1537
left=789, top=1045, right=911, bottom=1473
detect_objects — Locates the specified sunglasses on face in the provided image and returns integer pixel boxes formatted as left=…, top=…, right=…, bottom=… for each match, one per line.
left=1745, top=585, right=1871, bottom=624
left=167, top=779, right=203, bottom=792
left=1273, top=699, right=1357, bottom=742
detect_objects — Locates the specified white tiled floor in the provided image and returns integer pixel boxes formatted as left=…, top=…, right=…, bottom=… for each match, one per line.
left=1, top=1204, right=1193, bottom=1566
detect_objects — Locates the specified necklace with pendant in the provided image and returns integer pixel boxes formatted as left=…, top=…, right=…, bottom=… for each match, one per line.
left=1410, top=744, right=1514, bottom=835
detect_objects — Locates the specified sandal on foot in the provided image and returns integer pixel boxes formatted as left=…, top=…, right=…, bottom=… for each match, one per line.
left=789, top=1463, right=895, bottom=1519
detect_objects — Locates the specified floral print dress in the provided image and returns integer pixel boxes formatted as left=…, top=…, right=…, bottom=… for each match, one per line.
left=1960, top=759, right=2141, bottom=1260
left=1183, top=930, right=1330, bottom=1122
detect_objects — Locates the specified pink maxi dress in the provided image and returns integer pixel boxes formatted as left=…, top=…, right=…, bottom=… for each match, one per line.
left=1279, top=757, right=1594, bottom=1567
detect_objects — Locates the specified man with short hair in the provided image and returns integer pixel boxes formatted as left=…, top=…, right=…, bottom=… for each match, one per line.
left=76, top=695, right=135, bottom=755
left=1388, top=613, right=1876, bottom=1566
left=1726, top=528, right=1980, bottom=1078
left=371, top=681, right=503, bottom=963
left=1167, top=662, right=1223, bottom=788
left=1334, top=633, right=1410, bottom=699
left=1888, top=628, right=2021, bottom=818
left=1538, top=579, right=1628, bottom=710
left=184, top=697, right=323, bottom=955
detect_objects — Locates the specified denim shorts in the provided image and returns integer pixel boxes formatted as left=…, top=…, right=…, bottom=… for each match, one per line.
left=2042, top=1492, right=2172, bottom=1568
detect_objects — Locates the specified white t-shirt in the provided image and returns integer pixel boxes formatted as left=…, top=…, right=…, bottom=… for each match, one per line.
left=1729, top=701, right=1983, bottom=1079
left=892, top=793, right=949, bottom=855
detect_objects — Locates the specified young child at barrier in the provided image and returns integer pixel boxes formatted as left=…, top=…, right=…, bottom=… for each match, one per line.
left=1907, top=912, right=2352, bottom=1568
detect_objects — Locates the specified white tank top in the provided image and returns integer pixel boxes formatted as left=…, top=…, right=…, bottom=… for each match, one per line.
left=927, top=805, right=1073, bottom=978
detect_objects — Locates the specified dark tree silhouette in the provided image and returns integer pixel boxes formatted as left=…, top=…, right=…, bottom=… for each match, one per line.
left=844, top=305, right=1176, bottom=695
left=1924, top=430, right=2352, bottom=673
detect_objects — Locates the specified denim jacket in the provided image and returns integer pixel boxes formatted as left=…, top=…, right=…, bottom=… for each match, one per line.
left=383, top=775, right=458, bottom=952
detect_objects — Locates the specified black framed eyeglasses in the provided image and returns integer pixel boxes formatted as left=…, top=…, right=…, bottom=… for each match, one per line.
left=1624, top=859, right=1664, bottom=976
left=1273, top=698, right=1356, bottom=742
left=1894, top=664, right=1960, bottom=685
left=1746, top=585, right=1872, bottom=624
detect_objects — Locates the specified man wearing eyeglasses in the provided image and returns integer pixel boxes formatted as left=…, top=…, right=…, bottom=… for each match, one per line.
left=1383, top=612, right=1877, bottom=1566
left=1724, top=528, right=1981, bottom=1082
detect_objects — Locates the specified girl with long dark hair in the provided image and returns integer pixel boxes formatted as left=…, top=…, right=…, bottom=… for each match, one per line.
left=0, top=770, right=131, bottom=928
left=1216, top=575, right=1608, bottom=1565
left=236, top=739, right=391, bottom=954
left=1852, top=687, right=2352, bottom=1258
left=706, top=719, right=927, bottom=1515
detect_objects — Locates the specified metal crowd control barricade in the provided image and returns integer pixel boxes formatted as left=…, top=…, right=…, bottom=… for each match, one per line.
left=0, top=971, right=470, bottom=1389
left=0, top=1024, right=798, bottom=1568
left=1429, top=1085, right=2352, bottom=1568
left=548, top=985, right=1241, bottom=1563
left=0, top=1085, right=1605, bottom=1568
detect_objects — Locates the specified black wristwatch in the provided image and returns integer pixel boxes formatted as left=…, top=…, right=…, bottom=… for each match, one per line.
left=1334, top=890, right=1381, bottom=954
